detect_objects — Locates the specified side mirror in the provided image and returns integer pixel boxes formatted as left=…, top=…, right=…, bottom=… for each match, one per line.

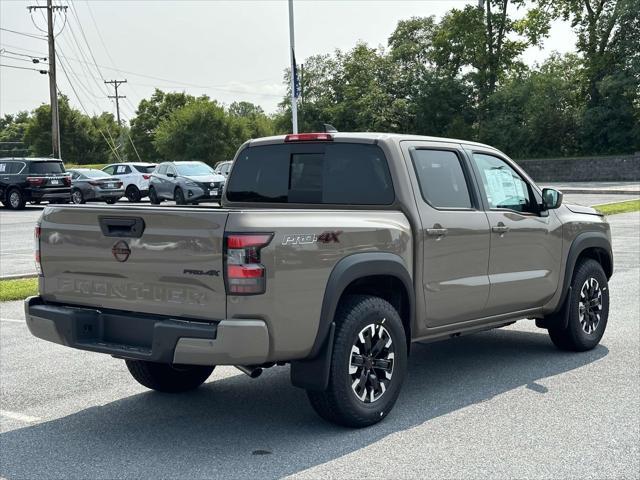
left=167, top=172, right=175, bottom=178
left=542, top=188, right=563, bottom=210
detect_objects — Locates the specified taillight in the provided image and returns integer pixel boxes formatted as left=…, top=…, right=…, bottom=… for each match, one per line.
left=284, top=133, right=333, bottom=142
left=34, top=220, right=42, bottom=276
left=224, top=233, right=273, bottom=295
left=142, top=174, right=151, bottom=180
left=27, top=177, right=45, bottom=186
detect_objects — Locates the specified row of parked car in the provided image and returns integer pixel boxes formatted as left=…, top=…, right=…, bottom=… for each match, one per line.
left=0, top=157, right=233, bottom=210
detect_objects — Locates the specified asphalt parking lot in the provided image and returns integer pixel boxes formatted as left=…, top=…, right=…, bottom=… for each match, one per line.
left=0, top=207, right=638, bottom=478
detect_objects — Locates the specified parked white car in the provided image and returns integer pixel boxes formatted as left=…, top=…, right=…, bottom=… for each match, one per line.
left=101, top=162, right=156, bottom=202
left=213, top=160, right=233, bottom=178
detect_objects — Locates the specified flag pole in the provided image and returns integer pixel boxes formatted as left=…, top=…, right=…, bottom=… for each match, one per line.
left=288, top=0, right=299, bottom=134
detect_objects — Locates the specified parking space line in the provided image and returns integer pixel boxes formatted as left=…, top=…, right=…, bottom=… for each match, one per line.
left=0, top=410, right=40, bottom=423
left=0, top=318, right=24, bottom=324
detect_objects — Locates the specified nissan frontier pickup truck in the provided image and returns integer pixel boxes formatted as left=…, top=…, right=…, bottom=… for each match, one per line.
left=25, top=132, right=613, bottom=427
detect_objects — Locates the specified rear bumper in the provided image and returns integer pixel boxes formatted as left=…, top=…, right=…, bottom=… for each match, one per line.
left=24, top=296, right=269, bottom=366
left=29, top=187, right=71, bottom=200
left=91, top=189, right=125, bottom=200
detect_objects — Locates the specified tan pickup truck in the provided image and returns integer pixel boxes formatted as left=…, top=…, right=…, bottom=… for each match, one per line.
left=25, top=132, right=613, bottom=427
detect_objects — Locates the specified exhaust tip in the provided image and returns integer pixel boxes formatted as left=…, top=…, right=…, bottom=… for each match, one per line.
left=236, top=365, right=263, bottom=378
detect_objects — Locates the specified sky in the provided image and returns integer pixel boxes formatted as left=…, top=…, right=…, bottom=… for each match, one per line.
left=0, top=0, right=577, bottom=120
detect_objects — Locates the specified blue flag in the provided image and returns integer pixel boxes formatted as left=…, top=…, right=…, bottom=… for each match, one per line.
left=292, top=49, right=301, bottom=99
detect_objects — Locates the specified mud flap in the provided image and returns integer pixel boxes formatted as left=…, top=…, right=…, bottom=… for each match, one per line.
left=536, top=286, right=572, bottom=330
left=290, top=322, right=335, bottom=391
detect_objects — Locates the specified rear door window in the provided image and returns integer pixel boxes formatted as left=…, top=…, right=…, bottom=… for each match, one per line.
left=28, top=161, right=65, bottom=174
left=226, top=143, right=394, bottom=205
left=410, top=149, right=473, bottom=209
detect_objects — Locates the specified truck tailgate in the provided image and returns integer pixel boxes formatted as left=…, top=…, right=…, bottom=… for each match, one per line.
left=38, top=206, right=229, bottom=320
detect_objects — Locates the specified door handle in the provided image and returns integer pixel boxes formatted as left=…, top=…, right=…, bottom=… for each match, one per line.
left=492, top=224, right=510, bottom=234
left=426, top=228, right=448, bottom=237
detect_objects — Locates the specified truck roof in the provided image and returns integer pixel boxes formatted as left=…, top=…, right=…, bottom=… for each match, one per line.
left=246, top=132, right=501, bottom=152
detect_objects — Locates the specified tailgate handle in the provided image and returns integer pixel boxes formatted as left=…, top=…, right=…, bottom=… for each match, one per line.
left=99, top=216, right=145, bottom=238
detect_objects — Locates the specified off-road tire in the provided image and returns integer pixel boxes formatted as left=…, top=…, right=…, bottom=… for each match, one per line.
left=125, top=360, right=214, bottom=393
left=174, top=187, right=186, bottom=205
left=149, top=186, right=162, bottom=205
left=6, top=188, right=25, bottom=210
left=125, top=185, right=141, bottom=203
left=306, top=295, right=407, bottom=428
left=548, top=259, right=609, bottom=351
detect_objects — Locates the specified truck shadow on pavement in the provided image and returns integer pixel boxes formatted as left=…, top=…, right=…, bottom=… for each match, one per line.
left=0, top=328, right=608, bottom=479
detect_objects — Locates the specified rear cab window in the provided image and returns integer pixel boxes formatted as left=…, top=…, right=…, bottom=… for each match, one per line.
left=28, top=161, right=65, bottom=174
left=410, top=149, right=473, bottom=209
left=226, top=142, right=394, bottom=205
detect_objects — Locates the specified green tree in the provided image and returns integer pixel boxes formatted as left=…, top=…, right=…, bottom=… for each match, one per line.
left=483, top=54, right=583, bottom=158
left=154, top=98, right=249, bottom=164
left=23, top=96, right=119, bottom=164
left=0, top=112, right=31, bottom=157
left=543, top=0, right=640, bottom=152
left=126, top=89, right=195, bottom=162
left=228, top=101, right=276, bottom=138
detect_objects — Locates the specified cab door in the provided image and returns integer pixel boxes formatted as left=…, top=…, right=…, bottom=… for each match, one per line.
left=402, top=141, right=491, bottom=327
left=467, top=149, right=563, bottom=315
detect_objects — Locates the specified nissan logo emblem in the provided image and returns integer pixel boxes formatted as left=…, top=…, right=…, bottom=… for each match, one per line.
left=112, top=240, right=131, bottom=262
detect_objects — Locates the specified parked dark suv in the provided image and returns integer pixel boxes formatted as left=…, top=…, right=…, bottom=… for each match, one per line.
left=0, top=157, right=71, bottom=209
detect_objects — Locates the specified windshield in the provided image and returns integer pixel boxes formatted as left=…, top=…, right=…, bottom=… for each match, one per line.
left=29, top=161, right=65, bottom=174
left=82, top=169, right=110, bottom=178
left=133, top=164, right=156, bottom=173
left=175, top=162, right=214, bottom=176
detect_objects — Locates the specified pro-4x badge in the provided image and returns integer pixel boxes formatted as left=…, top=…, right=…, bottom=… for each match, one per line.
left=282, top=231, right=342, bottom=245
left=112, top=240, right=131, bottom=262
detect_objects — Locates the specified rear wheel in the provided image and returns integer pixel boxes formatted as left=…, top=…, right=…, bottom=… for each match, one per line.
left=125, top=360, right=214, bottom=393
left=71, top=189, right=85, bottom=204
left=548, top=259, right=609, bottom=351
left=306, top=295, right=407, bottom=428
left=6, top=188, right=25, bottom=210
left=149, top=186, right=162, bottom=205
left=125, top=185, right=141, bottom=203
left=174, top=187, right=186, bottom=205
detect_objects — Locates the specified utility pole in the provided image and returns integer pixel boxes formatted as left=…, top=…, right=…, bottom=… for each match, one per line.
left=28, top=0, right=67, bottom=159
left=288, top=0, right=298, bottom=134
left=104, top=79, right=127, bottom=127
left=105, top=79, right=127, bottom=157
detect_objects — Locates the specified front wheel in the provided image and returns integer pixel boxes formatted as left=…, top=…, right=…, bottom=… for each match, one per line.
left=306, top=295, right=407, bottom=428
left=174, top=187, right=186, bottom=205
left=548, top=259, right=610, bottom=351
left=149, top=186, right=162, bottom=205
left=125, top=360, right=214, bottom=393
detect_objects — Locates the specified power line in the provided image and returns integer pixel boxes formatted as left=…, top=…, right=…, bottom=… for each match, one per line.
left=0, top=27, right=47, bottom=40
left=0, top=48, right=47, bottom=61
left=0, top=63, right=48, bottom=73
left=0, top=53, right=48, bottom=65
left=56, top=56, right=123, bottom=162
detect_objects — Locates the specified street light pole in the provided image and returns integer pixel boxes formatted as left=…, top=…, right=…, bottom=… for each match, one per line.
left=288, top=0, right=298, bottom=134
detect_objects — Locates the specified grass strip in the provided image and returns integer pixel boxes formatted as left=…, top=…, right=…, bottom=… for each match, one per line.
left=0, top=277, right=38, bottom=302
left=594, top=199, right=640, bottom=216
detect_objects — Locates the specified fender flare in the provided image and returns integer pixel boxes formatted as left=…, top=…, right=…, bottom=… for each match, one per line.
left=290, top=252, right=414, bottom=391
left=555, top=231, right=613, bottom=314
